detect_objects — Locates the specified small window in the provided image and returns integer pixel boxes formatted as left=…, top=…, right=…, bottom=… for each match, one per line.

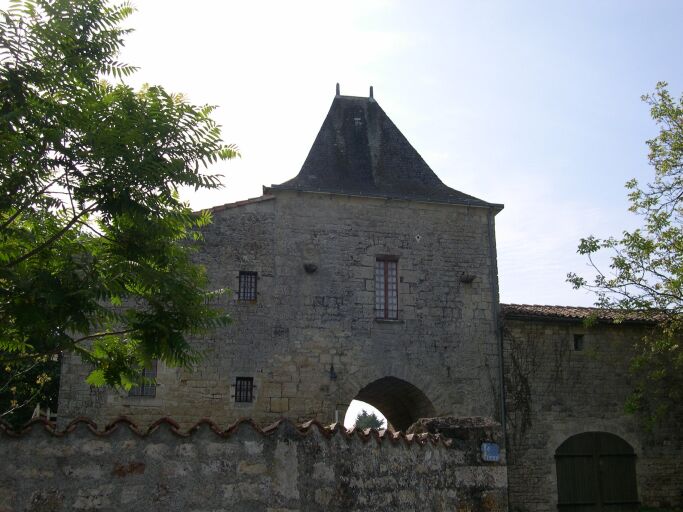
left=129, top=360, right=157, bottom=397
left=235, top=377, right=254, bottom=403
left=238, top=271, right=258, bottom=301
left=573, top=334, right=585, bottom=351
left=375, top=257, right=398, bottom=320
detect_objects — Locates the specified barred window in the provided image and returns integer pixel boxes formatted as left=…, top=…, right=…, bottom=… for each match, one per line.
left=375, top=257, right=398, bottom=320
left=128, top=360, right=157, bottom=397
left=238, top=271, right=258, bottom=301
left=235, top=377, right=254, bottom=403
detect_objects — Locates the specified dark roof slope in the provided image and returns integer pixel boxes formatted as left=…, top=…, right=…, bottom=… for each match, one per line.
left=500, top=303, right=661, bottom=323
left=267, top=93, right=501, bottom=209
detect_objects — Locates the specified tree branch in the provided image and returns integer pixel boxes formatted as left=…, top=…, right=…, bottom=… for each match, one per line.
left=3, top=203, right=97, bottom=268
left=0, top=172, right=67, bottom=232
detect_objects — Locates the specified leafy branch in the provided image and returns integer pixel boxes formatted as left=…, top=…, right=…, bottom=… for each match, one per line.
left=568, top=82, right=683, bottom=423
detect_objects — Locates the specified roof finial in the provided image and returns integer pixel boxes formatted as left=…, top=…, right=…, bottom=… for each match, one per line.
left=369, top=85, right=374, bottom=99
left=336, top=83, right=340, bottom=96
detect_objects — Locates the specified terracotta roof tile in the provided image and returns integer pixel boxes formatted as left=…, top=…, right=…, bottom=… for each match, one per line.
left=500, top=303, right=661, bottom=323
left=0, top=416, right=450, bottom=447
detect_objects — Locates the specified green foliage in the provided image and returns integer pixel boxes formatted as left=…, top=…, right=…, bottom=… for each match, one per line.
left=0, top=0, right=237, bottom=423
left=354, top=409, right=386, bottom=430
left=568, top=82, right=682, bottom=423
left=1, top=355, right=60, bottom=426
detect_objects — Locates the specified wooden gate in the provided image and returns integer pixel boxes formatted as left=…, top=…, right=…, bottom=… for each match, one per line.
left=555, top=432, right=638, bottom=512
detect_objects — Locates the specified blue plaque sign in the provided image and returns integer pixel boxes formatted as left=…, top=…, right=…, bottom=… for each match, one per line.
left=481, top=442, right=500, bottom=462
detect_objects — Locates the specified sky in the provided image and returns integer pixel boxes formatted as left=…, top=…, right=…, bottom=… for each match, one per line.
left=7, top=0, right=683, bottom=308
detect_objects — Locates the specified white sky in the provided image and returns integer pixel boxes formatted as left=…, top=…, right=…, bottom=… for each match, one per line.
left=344, top=400, right=386, bottom=429
left=7, top=0, right=683, bottom=307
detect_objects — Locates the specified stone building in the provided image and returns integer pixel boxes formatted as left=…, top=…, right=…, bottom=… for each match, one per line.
left=55, top=88, right=683, bottom=510
left=501, top=304, right=682, bottom=511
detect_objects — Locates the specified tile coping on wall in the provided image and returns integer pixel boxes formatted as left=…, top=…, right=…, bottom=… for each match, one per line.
left=0, top=416, right=455, bottom=447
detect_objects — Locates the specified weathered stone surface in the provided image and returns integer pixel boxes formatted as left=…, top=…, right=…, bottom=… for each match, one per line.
left=58, top=190, right=503, bottom=432
left=0, top=419, right=507, bottom=512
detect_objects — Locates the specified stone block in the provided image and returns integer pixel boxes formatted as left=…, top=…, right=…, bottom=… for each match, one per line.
left=270, top=397, right=289, bottom=413
left=261, top=382, right=282, bottom=398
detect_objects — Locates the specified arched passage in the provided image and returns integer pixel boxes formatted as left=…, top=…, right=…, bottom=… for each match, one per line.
left=353, top=376, right=436, bottom=432
left=555, top=432, right=638, bottom=511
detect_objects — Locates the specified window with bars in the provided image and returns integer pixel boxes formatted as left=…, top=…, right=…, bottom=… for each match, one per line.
left=238, top=271, right=258, bottom=301
left=234, top=377, right=254, bottom=403
left=128, top=360, right=157, bottom=397
left=375, top=257, right=398, bottom=320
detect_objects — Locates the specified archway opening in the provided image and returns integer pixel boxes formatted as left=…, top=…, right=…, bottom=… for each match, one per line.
left=344, top=400, right=387, bottom=429
left=555, top=432, right=638, bottom=511
left=345, top=376, right=436, bottom=432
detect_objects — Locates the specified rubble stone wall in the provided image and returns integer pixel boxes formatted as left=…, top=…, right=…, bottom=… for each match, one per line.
left=0, top=418, right=507, bottom=512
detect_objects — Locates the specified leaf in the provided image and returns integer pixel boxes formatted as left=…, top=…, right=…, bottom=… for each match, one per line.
left=85, top=369, right=106, bottom=387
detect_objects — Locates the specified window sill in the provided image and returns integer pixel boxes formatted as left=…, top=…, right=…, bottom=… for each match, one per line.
left=374, top=318, right=404, bottom=324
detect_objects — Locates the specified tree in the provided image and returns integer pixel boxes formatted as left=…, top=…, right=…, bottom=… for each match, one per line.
left=354, top=409, right=386, bottom=430
left=0, top=0, right=237, bottom=425
left=568, top=82, right=682, bottom=423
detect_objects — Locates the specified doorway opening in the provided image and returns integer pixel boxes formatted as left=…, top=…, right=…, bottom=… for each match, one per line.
left=555, top=431, right=638, bottom=511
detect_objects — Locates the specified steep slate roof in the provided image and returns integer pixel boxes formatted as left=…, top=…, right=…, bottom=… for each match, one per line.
left=500, top=303, right=661, bottom=323
left=267, top=90, right=502, bottom=209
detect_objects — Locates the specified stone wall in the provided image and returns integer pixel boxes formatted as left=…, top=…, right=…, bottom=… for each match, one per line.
left=58, top=190, right=503, bottom=431
left=0, top=417, right=507, bottom=512
left=503, top=317, right=683, bottom=511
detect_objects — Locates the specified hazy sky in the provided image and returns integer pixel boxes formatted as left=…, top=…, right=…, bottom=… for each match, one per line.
left=11, top=0, right=683, bottom=306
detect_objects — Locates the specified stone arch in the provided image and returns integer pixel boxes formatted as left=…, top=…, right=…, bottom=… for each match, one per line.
left=555, top=431, right=638, bottom=511
left=353, top=376, right=436, bottom=431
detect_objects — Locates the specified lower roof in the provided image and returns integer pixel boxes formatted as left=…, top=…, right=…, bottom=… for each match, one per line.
left=501, top=303, right=661, bottom=324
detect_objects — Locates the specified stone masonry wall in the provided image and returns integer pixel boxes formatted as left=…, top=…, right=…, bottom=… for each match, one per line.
left=58, top=190, right=503, bottom=431
left=503, top=317, right=683, bottom=511
left=0, top=417, right=508, bottom=512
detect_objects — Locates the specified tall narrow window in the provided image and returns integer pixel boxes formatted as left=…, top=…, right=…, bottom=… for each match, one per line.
left=238, top=271, right=258, bottom=301
left=235, top=377, right=254, bottom=403
left=128, top=360, right=157, bottom=397
left=375, top=257, right=398, bottom=320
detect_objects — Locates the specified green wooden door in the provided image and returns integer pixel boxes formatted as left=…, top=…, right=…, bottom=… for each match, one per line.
left=556, top=432, right=638, bottom=512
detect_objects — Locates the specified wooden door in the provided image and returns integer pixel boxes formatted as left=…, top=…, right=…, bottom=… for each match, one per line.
left=555, top=432, right=638, bottom=512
